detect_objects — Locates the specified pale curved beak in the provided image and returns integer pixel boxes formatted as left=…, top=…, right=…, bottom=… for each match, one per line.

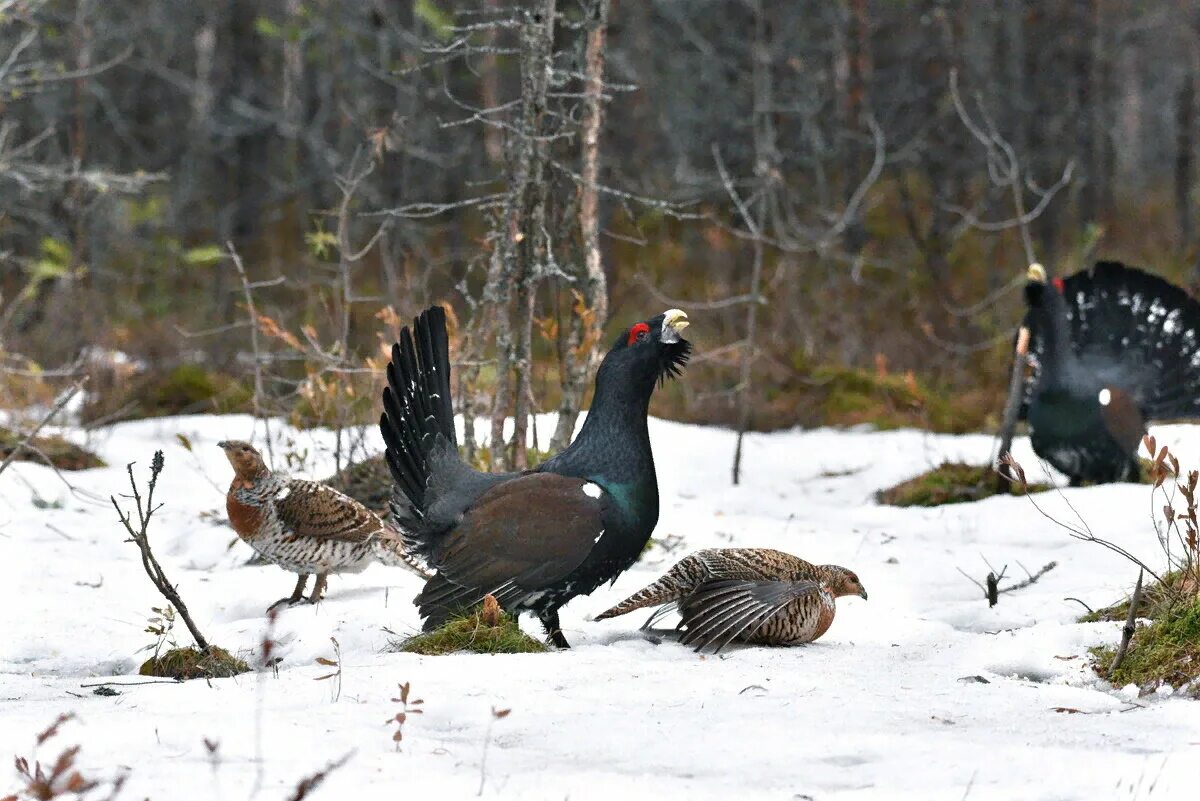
left=1026, top=263, right=1046, bottom=283
left=1015, top=326, right=1030, bottom=357
left=660, top=309, right=689, bottom=343
left=858, top=588, right=869, bottom=601
left=217, top=440, right=230, bottom=449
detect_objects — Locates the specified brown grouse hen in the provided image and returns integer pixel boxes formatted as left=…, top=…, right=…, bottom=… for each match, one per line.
left=596, top=548, right=867, bottom=653
left=219, top=440, right=429, bottom=609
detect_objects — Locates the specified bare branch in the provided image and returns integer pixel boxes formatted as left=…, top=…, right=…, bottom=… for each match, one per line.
left=1109, top=571, right=1144, bottom=676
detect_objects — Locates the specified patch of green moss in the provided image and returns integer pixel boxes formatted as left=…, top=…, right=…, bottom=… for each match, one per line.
left=393, top=606, right=549, bottom=656
left=1091, top=595, right=1200, bottom=695
left=0, top=427, right=105, bottom=470
left=83, top=365, right=252, bottom=423
left=143, top=365, right=252, bottom=416
left=1079, top=571, right=1193, bottom=623
left=810, top=366, right=960, bottom=432
left=138, top=646, right=250, bottom=680
left=876, top=462, right=1052, bottom=508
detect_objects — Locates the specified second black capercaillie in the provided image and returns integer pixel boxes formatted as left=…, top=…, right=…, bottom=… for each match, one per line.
left=380, top=305, right=691, bottom=647
left=1019, top=261, right=1200, bottom=485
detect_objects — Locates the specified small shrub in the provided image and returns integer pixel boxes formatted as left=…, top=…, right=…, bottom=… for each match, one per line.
left=393, top=602, right=548, bottom=656
left=876, top=462, right=1051, bottom=507
left=138, top=646, right=249, bottom=680
left=287, top=371, right=377, bottom=430
left=0, top=427, right=105, bottom=470
left=82, top=364, right=252, bottom=423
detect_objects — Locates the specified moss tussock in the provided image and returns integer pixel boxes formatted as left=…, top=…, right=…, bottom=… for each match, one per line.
left=876, top=462, right=1051, bottom=508
left=394, top=605, right=549, bottom=656
left=1091, top=595, right=1200, bottom=696
left=139, top=646, right=250, bottom=680
left=1080, top=571, right=1193, bottom=623
left=812, top=365, right=959, bottom=431
left=0, top=427, right=105, bottom=470
left=82, top=364, right=252, bottom=424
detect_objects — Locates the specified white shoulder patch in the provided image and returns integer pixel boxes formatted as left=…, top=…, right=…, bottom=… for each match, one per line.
left=1098, top=388, right=1112, bottom=406
left=581, top=482, right=603, bottom=499
left=275, top=486, right=291, bottom=501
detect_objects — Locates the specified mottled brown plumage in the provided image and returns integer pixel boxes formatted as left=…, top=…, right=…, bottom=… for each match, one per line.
left=218, top=440, right=429, bottom=609
left=596, top=548, right=867, bottom=652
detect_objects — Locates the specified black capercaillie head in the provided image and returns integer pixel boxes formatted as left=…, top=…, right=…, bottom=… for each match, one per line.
left=595, top=309, right=691, bottom=396
left=1022, top=262, right=1066, bottom=312
left=1020, top=262, right=1076, bottom=374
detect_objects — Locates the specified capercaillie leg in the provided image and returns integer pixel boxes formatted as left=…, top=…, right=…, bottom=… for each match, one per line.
left=539, top=608, right=571, bottom=649
left=308, top=573, right=328, bottom=603
left=268, top=574, right=310, bottom=612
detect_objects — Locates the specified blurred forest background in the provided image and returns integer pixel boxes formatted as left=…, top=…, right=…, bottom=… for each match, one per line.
left=3, top=0, right=1199, bottom=469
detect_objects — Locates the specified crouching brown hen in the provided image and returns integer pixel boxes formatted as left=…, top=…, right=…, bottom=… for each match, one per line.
left=219, top=440, right=429, bottom=609
left=596, top=548, right=867, bottom=653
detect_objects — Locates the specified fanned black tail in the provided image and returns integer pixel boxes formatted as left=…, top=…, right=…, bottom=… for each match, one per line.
left=380, top=306, right=457, bottom=534
left=1023, top=261, right=1200, bottom=421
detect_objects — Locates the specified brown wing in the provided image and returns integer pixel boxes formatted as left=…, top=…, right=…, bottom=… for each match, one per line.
left=679, top=579, right=822, bottom=654
left=417, top=473, right=605, bottom=622
left=274, top=479, right=384, bottom=543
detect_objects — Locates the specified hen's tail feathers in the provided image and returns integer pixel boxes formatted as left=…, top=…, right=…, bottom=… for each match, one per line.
left=594, top=560, right=701, bottom=620
left=380, top=306, right=457, bottom=529
left=1023, top=261, right=1200, bottom=421
left=371, top=529, right=433, bottom=579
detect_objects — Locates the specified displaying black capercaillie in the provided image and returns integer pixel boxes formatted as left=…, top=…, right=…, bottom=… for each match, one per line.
left=1019, top=261, right=1200, bottom=485
left=379, top=306, right=691, bottom=647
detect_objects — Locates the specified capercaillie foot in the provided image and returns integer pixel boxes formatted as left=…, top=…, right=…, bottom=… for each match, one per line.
left=595, top=548, right=867, bottom=653
left=218, top=440, right=429, bottom=611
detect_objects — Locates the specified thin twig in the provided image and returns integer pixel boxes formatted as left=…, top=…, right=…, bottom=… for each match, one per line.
left=998, top=561, right=1057, bottom=594
left=1063, top=597, right=1095, bottom=614
left=1000, top=455, right=1163, bottom=584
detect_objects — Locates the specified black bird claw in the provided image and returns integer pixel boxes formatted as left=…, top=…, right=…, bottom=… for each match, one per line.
left=267, top=596, right=313, bottom=613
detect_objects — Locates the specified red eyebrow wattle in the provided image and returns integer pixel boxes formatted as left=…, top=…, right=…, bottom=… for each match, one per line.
left=1052, top=277, right=1064, bottom=293
left=627, top=322, right=651, bottom=345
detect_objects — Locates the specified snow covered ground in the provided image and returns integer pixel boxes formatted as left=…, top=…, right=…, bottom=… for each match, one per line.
left=2, top=413, right=1199, bottom=800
